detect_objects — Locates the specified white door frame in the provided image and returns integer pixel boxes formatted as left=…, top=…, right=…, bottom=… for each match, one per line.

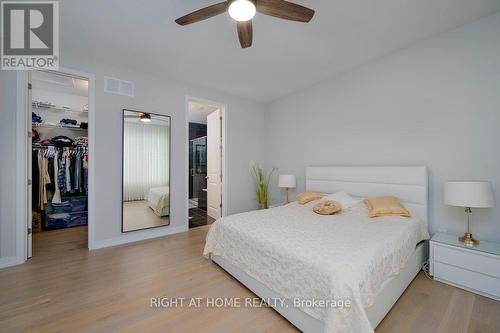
left=185, top=96, right=228, bottom=226
left=15, top=66, right=96, bottom=263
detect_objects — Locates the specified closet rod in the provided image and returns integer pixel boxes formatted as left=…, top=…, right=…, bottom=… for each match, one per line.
left=33, top=143, right=88, bottom=149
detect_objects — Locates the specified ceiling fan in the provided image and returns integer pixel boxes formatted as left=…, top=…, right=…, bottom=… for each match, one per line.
left=175, top=0, right=315, bottom=48
left=123, top=113, right=169, bottom=124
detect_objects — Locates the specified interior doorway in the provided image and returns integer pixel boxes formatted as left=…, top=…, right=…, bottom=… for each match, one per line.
left=186, top=98, right=226, bottom=228
left=27, top=69, right=91, bottom=258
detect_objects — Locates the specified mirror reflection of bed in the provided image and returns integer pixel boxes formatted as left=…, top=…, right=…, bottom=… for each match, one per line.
left=122, top=110, right=171, bottom=233
left=122, top=186, right=170, bottom=232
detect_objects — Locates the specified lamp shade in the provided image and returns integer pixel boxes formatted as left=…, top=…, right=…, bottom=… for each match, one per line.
left=444, top=181, right=495, bottom=208
left=278, top=174, right=296, bottom=188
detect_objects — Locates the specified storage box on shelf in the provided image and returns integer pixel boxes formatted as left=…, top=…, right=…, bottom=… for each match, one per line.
left=44, top=195, right=88, bottom=230
left=32, top=211, right=43, bottom=233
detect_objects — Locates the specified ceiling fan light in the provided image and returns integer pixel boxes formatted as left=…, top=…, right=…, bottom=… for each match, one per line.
left=140, top=113, right=151, bottom=123
left=228, top=0, right=256, bottom=22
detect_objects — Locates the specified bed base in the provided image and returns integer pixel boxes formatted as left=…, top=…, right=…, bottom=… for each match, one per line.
left=212, top=241, right=427, bottom=333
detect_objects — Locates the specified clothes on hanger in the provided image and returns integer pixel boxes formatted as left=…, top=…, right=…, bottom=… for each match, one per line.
left=83, top=153, right=88, bottom=193
left=31, top=98, right=89, bottom=229
left=75, top=136, right=88, bottom=146
left=37, top=149, right=50, bottom=210
left=65, top=149, right=71, bottom=193
left=51, top=136, right=74, bottom=147
left=52, top=150, right=61, bottom=204
left=32, top=144, right=88, bottom=210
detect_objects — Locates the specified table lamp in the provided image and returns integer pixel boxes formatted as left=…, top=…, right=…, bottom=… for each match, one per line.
left=444, top=181, right=495, bottom=247
left=279, top=174, right=296, bottom=204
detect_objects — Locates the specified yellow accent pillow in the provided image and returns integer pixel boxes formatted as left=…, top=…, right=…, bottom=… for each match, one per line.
left=313, top=200, right=342, bottom=215
left=296, top=192, right=323, bottom=205
left=364, top=196, right=411, bottom=218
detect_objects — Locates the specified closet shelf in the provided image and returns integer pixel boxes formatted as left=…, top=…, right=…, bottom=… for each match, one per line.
left=32, top=123, right=87, bottom=131
left=33, top=105, right=88, bottom=114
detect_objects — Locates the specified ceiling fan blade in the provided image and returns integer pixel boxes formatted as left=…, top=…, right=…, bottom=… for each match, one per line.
left=175, top=2, right=228, bottom=26
left=256, top=0, right=315, bottom=22
left=237, top=21, right=253, bottom=48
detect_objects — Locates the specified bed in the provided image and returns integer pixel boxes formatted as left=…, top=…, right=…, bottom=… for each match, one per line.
left=204, top=166, right=429, bottom=333
left=147, top=186, right=170, bottom=217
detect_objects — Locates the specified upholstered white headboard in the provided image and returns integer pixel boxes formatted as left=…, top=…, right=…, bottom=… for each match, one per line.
left=306, top=166, right=428, bottom=225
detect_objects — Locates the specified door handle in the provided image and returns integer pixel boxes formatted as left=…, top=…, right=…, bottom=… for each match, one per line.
left=191, top=168, right=194, bottom=176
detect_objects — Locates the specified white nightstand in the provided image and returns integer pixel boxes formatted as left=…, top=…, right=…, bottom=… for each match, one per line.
left=429, top=233, right=500, bottom=301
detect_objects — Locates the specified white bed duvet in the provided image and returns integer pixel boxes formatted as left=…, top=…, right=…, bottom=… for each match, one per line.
left=203, top=201, right=429, bottom=333
left=148, top=186, right=170, bottom=217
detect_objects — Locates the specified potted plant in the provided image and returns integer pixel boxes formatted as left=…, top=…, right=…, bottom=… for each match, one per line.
left=250, top=162, right=276, bottom=209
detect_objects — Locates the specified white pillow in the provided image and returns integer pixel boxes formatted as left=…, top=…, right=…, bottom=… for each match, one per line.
left=323, top=191, right=361, bottom=209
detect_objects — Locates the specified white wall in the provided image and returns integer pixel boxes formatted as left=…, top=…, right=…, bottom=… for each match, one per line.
left=0, top=52, right=266, bottom=260
left=0, top=71, right=18, bottom=261
left=62, top=51, right=266, bottom=247
left=265, top=13, right=500, bottom=242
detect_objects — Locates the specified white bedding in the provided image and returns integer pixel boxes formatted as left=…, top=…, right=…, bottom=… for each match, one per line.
left=148, top=186, right=170, bottom=217
left=203, top=201, right=429, bottom=333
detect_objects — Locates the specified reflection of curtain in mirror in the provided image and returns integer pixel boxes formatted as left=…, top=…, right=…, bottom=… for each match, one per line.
left=123, top=122, right=169, bottom=201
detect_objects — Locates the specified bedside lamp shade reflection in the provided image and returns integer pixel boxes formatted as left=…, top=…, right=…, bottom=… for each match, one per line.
left=444, top=181, right=495, bottom=247
left=279, top=174, right=296, bottom=204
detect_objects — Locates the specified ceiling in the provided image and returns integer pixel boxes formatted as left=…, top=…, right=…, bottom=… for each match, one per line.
left=188, top=101, right=219, bottom=124
left=33, top=71, right=88, bottom=97
left=60, top=0, right=500, bottom=102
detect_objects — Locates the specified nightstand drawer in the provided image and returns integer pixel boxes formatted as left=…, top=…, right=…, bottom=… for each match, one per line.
left=433, top=262, right=500, bottom=299
left=433, top=244, right=500, bottom=278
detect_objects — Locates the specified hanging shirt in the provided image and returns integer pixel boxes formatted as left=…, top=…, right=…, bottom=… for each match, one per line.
left=58, top=150, right=66, bottom=194
left=65, top=151, right=71, bottom=193
left=83, top=152, right=88, bottom=193
left=52, top=151, right=61, bottom=204
left=38, top=151, right=51, bottom=209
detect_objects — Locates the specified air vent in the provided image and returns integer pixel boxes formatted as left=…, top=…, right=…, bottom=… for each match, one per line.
left=104, top=76, right=134, bottom=97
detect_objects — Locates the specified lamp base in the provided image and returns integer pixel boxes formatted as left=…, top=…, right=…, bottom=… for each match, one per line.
left=459, top=232, right=480, bottom=247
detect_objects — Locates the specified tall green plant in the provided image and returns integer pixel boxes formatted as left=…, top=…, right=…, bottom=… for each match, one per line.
left=250, top=162, right=277, bottom=208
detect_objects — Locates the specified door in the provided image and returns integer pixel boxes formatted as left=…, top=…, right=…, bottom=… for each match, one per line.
left=27, top=71, right=33, bottom=258
left=207, top=109, right=222, bottom=219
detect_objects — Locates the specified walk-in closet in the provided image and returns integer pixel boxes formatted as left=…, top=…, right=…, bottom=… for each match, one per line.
left=30, top=70, right=89, bottom=256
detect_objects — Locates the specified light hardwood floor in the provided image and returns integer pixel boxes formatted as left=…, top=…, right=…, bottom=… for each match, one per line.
left=123, top=200, right=170, bottom=232
left=0, top=226, right=499, bottom=333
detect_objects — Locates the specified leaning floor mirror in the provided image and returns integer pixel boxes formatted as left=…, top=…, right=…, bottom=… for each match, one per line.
left=122, top=109, right=171, bottom=232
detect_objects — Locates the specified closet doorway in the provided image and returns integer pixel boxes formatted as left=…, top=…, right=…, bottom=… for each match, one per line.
left=186, top=97, right=227, bottom=228
left=26, top=69, right=92, bottom=258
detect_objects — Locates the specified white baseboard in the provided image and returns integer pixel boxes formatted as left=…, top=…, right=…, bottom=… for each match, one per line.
left=0, top=256, right=24, bottom=269
left=90, top=225, right=188, bottom=250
